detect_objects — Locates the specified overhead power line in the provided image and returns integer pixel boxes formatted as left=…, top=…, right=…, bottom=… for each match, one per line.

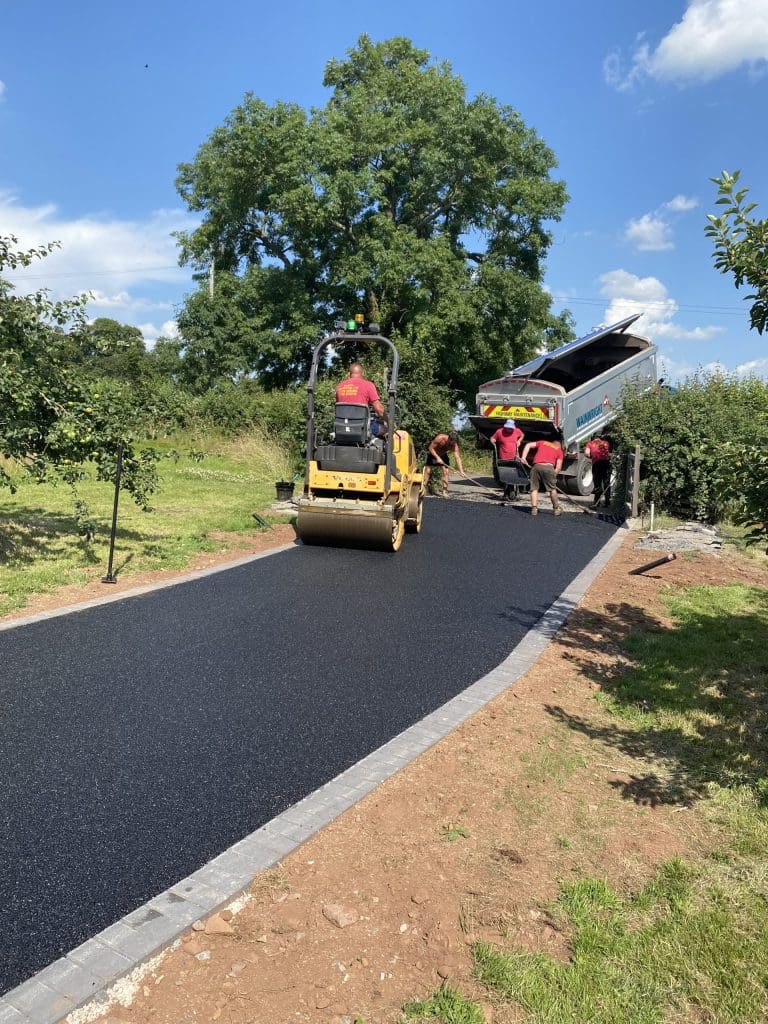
left=12, top=265, right=183, bottom=280
left=10, top=263, right=752, bottom=317
left=548, top=293, right=749, bottom=317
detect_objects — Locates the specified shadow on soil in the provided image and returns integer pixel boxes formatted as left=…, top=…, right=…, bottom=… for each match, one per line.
left=543, top=591, right=768, bottom=809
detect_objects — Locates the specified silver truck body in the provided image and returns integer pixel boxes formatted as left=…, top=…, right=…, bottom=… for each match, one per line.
left=470, top=314, right=657, bottom=494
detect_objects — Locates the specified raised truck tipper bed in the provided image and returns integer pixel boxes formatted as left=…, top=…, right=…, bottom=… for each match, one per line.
left=470, top=313, right=657, bottom=495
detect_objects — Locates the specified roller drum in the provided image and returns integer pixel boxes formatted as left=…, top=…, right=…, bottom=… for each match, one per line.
left=296, top=502, right=404, bottom=551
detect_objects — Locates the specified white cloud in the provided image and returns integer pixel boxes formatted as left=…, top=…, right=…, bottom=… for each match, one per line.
left=603, top=44, right=648, bottom=92
left=604, top=0, right=768, bottom=89
left=664, top=194, right=698, bottom=212
left=1, top=190, right=196, bottom=303
left=623, top=194, right=699, bottom=252
left=624, top=213, right=674, bottom=252
left=138, top=319, right=179, bottom=349
left=734, top=356, right=768, bottom=378
left=85, top=289, right=173, bottom=314
left=599, top=268, right=723, bottom=341
left=653, top=0, right=768, bottom=82
left=657, top=353, right=768, bottom=383
left=657, top=352, right=696, bottom=381
left=0, top=80, right=6, bottom=101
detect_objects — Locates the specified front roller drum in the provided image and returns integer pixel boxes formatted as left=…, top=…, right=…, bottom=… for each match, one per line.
left=296, top=505, right=405, bottom=551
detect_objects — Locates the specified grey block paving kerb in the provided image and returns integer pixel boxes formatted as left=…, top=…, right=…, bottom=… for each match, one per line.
left=0, top=528, right=625, bottom=1024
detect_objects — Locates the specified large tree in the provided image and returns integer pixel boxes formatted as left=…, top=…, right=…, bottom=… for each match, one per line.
left=175, top=35, right=572, bottom=403
left=706, top=170, right=768, bottom=335
left=65, top=317, right=158, bottom=385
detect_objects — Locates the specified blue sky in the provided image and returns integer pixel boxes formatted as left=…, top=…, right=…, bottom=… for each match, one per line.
left=2, top=0, right=767, bottom=379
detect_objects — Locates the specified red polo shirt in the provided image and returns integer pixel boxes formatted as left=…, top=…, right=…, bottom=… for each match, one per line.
left=532, top=441, right=563, bottom=466
left=336, top=377, right=380, bottom=406
left=491, top=427, right=524, bottom=460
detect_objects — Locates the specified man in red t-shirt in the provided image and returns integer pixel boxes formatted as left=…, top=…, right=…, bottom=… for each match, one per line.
left=491, top=419, right=524, bottom=461
left=585, top=433, right=612, bottom=508
left=335, top=363, right=387, bottom=433
left=520, top=439, right=563, bottom=516
left=490, top=419, right=525, bottom=499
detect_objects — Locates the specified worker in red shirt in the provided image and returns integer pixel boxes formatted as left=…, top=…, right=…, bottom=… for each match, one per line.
left=490, top=419, right=525, bottom=499
left=585, top=433, right=612, bottom=508
left=335, top=362, right=387, bottom=435
left=520, top=438, right=563, bottom=516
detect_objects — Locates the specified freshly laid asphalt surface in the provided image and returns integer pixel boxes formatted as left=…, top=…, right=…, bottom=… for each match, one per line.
left=0, top=499, right=614, bottom=993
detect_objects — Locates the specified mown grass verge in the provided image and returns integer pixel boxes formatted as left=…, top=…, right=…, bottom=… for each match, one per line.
left=402, top=583, right=768, bottom=1023
left=0, top=432, right=293, bottom=615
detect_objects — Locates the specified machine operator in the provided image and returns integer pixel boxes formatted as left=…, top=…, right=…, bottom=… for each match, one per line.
left=335, top=362, right=388, bottom=436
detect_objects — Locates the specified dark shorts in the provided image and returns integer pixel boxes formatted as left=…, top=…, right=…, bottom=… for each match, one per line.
left=530, top=463, right=557, bottom=491
left=426, top=452, right=451, bottom=467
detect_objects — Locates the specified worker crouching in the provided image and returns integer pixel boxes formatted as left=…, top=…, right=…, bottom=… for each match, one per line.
left=520, top=439, right=564, bottom=516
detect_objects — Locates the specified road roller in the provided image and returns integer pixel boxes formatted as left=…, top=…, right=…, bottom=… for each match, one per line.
left=295, top=319, right=424, bottom=552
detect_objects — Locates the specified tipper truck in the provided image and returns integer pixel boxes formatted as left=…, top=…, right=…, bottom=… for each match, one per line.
left=470, top=313, right=657, bottom=495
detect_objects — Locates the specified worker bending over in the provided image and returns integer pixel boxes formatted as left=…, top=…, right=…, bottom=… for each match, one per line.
left=585, top=432, right=612, bottom=508
left=336, top=362, right=387, bottom=435
left=424, top=431, right=465, bottom=497
left=520, top=439, right=563, bottom=516
left=490, top=418, right=525, bottom=499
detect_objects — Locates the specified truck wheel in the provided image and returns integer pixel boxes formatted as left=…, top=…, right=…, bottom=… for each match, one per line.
left=561, top=455, right=594, bottom=496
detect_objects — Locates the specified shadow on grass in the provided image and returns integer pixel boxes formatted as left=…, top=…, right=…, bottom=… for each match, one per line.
left=544, top=587, right=768, bottom=808
left=111, top=552, right=135, bottom=577
left=0, top=508, right=166, bottom=567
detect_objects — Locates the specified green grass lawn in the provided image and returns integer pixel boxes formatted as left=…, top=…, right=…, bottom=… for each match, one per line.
left=402, top=583, right=768, bottom=1024
left=0, top=433, right=293, bottom=616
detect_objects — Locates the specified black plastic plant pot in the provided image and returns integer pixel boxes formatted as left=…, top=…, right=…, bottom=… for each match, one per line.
left=275, top=481, right=295, bottom=501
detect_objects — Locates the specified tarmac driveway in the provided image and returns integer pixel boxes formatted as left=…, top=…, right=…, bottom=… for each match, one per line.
left=0, top=499, right=614, bottom=991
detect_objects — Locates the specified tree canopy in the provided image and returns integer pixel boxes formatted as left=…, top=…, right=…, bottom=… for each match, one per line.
left=0, top=236, right=159, bottom=512
left=706, top=170, right=768, bottom=335
left=175, top=35, right=573, bottom=403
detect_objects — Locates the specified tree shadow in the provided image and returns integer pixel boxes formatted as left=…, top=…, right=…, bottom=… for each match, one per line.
left=111, top=552, right=135, bottom=577
left=544, top=591, right=768, bottom=808
left=497, top=602, right=554, bottom=630
left=0, top=507, right=168, bottom=568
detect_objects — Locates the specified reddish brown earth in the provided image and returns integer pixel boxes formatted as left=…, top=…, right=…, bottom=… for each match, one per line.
left=25, top=531, right=762, bottom=1024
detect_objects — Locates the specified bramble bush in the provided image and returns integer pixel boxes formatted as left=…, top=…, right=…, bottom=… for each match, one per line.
left=717, top=440, right=768, bottom=549
left=613, top=372, right=768, bottom=547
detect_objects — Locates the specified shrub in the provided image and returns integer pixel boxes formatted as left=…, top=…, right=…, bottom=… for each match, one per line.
left=613, top=371, right=768, bottom=532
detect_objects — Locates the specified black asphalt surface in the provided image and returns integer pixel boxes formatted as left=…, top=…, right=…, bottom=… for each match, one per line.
left=0, top=500, right=614, bottom=993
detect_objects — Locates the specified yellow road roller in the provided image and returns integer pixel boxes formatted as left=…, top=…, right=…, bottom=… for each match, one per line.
left=295, top=320, right=424, bottom=552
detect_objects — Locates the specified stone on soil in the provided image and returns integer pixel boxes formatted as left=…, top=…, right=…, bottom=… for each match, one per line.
left=635, top=522, right=722, bottom=553
left=205, top=913, right=235, bottom=935
left=322, top=903, right=359, bottom=928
